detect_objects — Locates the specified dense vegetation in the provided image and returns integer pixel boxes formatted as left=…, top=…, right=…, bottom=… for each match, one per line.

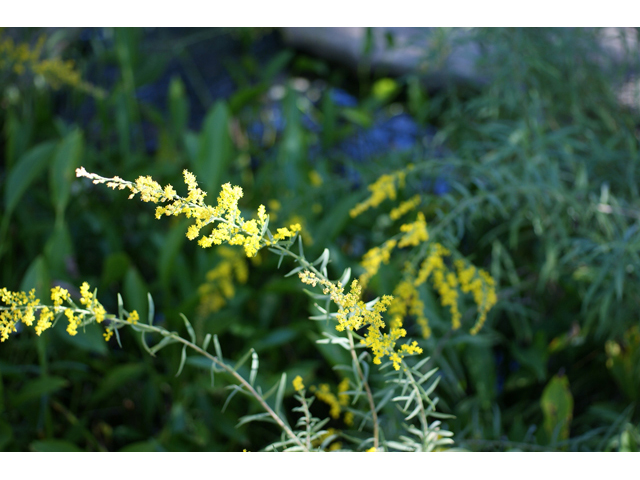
left=1, top=27, right=639, bottom=451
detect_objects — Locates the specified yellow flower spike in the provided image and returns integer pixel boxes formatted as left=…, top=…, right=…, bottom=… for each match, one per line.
left=77, top=168, right=304, bottom=259
left=79, top=282, right=93, bottom=306
left=398, top=212, right=429, bottom=248
left=315, top=384, right=342, bottom=419
left=299, top=269, right=417, bottom=369
left=389, top=194, right=421, bottom=221
left=359, top=239, right=397, bottom=290
left=350, top=169, right=410, bottom=218
left=65, top=309, right=82, bottom=336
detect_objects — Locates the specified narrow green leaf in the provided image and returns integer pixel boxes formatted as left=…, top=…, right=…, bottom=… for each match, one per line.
left=423, top=376, right=442, bottom=400
left=275, top=372, right=287, bottom=416
left=117, top=293, right=124, bottom=321
left=147, top=293, right=155, bottom=325
left=203, top=333, right=212, bottom=352
left=233, top=348, right=255, bottom=372
left=149, top=336, right=178, bottom=355
left=179, top=313, right=196, bottom=343
left=140, top=330, right=154, bottom=357
left=175, top=344, right=187, bottom=377
left=405, top=404, right=423, bottom=421
left=249, top=351, right=259, bottom=386
left=213, top=334, right=223, bottom=359
left=113, top=326, right=123, bottom=349
left=222, top=387, right=240, bottom=413
left=236, top=412, right=272, bottom=427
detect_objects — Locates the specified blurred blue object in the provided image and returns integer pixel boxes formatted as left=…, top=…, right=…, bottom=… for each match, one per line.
left=330, top=88, right=358, bottom=107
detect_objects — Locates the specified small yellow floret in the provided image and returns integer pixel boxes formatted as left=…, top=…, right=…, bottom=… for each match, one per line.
left=293, top=375, right=305, bottom=392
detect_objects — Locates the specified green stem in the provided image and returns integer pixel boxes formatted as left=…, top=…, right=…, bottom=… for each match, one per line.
left=109, top=317, right=308, bottom=452
left=346, top=329, right=379, bottom=449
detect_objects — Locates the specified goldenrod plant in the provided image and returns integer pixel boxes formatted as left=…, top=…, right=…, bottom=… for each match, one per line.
left=0, top=165, right=502, bottom=451
left=4, top=27, right=640, bottom=453
left=0, top=29, right=105, bottom=98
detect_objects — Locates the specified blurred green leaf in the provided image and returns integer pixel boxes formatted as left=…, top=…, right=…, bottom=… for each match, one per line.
left=0, top=419, right=13, bottom=450
left=168, top=76, right=189, bottom=138
left=119, top=439, right=164, bottom=452
left=44, top=222, right=74, bottom=277
left=20, top=255, right=50, bottom=300
left=4, top=141, right=56, bottom=217
left=12, top=376, right=68, bottom=406
left=90, top=363, right=146, bottom=404
left=464, top=343, right=496, bottom=409
left=541, top=374, right=573, bottom=444
left=123, top=266, right=149, bottom=323
left=57, top=322, right=109, bottom=356
left=50, top=129, right=83, bottom=219
left=196, top=101, right=234, bottom=196
left=30, top=439, right=81, bottom=452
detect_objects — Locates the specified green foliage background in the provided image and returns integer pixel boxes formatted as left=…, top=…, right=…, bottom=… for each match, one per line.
left=1, top=27, right=640, bottom=451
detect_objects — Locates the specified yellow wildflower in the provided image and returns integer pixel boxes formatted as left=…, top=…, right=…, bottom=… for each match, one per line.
left=128, top=310, right=139, bottom=325
left=198, top=247, right=249, bottom=317
left=77, top=168, right=301, bottom=259
left=389, top=195, right=421, bottom=221
left=316, top=384, right=342, bottom=419
left=359, top=239, right=397, bottom=289
left=35, top=307, right=54, bottom=337
left=293, top=375, right=305, bottom=392
left=398, top=212, right=429, bottom=248
left=51, top=285, right=70, bottom=309
left=350, top=170, right=406, bottom=217
left=65, top=309, right=82, bottom=336
left=298, top=270, right=417, bottom=370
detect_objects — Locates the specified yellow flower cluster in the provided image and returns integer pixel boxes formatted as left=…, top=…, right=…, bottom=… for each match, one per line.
left=198, top=247, right=249, bottom=316
left=0, top=282, right=110, bottom=342
left=299, top=271, right=392, bottom=333
left=412, top=244, right=497, bottom=334
left=0, top=32, right=104, bottom=97
left=76, top=167, right=302, bottom=259
left=398, top=212, right=429, bottom=248
left=311, top=378, right=350, bottom=421
left=349, top=170, right=407, bottom=218
left=0, top=34, right=45, bottom=75
left=389, top=279, right=431, bottom=339
left=454, top=260, right=497, bottom=335
left=362, top=312, right=423, bottom=370
left=389, top=195, right=421, bottom=221
left=293, top=375, right=305, bottom=392
left=359, top=239, right=397, bottom=289
left=128, top=310, right=140, bottom=325
left=1, top=288, right=41, bottom=341
left=79, top=281, right=106, bottom=324
left=299, top=270, right=420, bottom=370
left=358, top=212, right=429, bottom=292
